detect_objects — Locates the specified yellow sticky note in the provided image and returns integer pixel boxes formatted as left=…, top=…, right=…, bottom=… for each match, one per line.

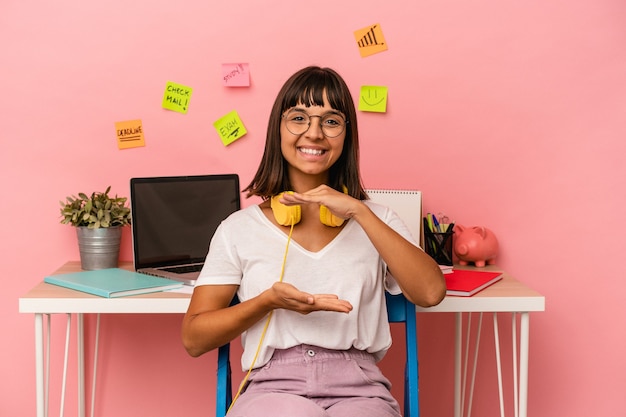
left=213, top=110, right=247, bottom=146
left=115, top=119, right=145, bottom=149
left=359, top=86, right=388, bottom=113
left=162, top=81, right=193, bottom=114
left=354, top=23, right=388, bottom=58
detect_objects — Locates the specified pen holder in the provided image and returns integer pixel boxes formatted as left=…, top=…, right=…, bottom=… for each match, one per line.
left=423, top=226, right=454, bottom=266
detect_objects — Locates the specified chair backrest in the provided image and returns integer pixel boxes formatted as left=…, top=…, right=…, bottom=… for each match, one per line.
left=385, top=292, right=420, bottom=417
left=215, top=293, right=419, bottom=417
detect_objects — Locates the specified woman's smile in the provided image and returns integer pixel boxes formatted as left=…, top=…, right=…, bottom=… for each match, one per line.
left=297, top=146, right=326, bottom=157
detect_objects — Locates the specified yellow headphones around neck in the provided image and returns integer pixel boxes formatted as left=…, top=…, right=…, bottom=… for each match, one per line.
left=270, top=190, right=346, bottom=227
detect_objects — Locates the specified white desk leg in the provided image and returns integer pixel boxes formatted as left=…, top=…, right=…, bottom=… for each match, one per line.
left=493, top=314, right=505, bottom=417
left=454, top=312, right=462, bottom=417
left=61, top=314, right=74, bottom=417
left=90, top=314, right=101, bottom=417
left=46, top=315, right=51, bottom=417
left=519, top=313, right=530, bottom=417
left=512, top=314, right=519, bottom=417
left=461, top=313, right=471, bottom=413
left=467, top=313, right=483, bottom=417
left=78, top=313, right=85, bottom=417
left=35, top=314, right=45, bottom=417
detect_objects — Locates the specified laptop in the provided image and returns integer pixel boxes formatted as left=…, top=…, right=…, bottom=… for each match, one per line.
left=130, top=174, right=240, bottom=286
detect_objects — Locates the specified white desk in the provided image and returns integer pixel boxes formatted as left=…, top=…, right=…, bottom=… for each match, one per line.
left=20, top=262, right=544, bottom=417
left=414, top=266, right=545, bottom=417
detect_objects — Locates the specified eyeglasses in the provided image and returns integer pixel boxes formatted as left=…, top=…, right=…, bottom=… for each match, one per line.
left=282, top=109, right=348, bottom=138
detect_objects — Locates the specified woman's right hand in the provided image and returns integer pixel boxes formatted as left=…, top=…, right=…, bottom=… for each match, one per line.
left=267, top=281, right=353, bottom=314
left=182, top=282, right=352, bottom=357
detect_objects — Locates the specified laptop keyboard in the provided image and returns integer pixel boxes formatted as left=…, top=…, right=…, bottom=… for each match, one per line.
left=162, top=264, right=203, bottom=274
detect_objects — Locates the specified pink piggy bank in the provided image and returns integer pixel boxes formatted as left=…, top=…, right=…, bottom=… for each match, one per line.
left=453, top=225, right=499, bottom=267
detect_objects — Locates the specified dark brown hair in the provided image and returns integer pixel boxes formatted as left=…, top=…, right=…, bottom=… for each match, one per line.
left=243, top=66, right=367, bottom=200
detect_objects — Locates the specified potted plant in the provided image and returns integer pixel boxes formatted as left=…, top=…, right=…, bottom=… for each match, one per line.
left=60, top=186, right=131, bottom=270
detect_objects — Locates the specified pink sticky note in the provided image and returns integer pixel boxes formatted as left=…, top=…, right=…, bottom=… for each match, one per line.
left=222, top=63, right=250, bottom=87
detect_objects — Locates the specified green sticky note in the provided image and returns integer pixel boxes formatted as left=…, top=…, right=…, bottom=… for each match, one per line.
left=162, top=81, right=193, bottom=114
left=213, top=110, right=247, bottom=146
left=359, top=85, right=388, bottom=113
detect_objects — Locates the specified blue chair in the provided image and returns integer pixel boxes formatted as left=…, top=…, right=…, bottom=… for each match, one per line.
left=216, top=292, right=419, bottom=417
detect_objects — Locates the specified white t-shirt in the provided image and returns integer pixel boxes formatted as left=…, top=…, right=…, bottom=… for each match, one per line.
left=195, top=201, right=418, bottom=371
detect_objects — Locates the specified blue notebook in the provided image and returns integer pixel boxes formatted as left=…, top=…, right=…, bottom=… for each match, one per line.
left=44, top=268, right=184, bottom=298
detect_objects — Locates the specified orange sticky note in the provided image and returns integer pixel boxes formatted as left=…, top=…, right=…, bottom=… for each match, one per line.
left=115, top=120, right=145, bottom=149
left=354, top=23, right=388, bottom=58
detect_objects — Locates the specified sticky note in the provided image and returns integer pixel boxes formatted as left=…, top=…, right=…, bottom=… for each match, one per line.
left=358, top=86, right=388, bottom=113
left=354, top=23, right=388, bottom=58
left=222, top=63, right=250, bottom=87
left=162, top=81, right=193, bottom=114
left=213, top=110, right=247, bottom=146
left=115, top=119, right=145, bottom=149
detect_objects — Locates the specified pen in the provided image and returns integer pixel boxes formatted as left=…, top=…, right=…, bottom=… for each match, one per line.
left=423, top=217, right=437, bottom=253
left=426, top=213, right=435, bottom=233
left=432, top=214, right=441, bottom=232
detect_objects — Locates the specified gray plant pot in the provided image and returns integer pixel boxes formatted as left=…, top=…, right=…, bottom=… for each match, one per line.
left=76, top=226, right=122, bottom=270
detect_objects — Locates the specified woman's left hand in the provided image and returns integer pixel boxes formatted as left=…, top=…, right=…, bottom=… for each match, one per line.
left=279, top=185, right=362, bottom=221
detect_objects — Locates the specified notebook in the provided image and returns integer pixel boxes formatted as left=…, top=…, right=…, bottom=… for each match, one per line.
left=444, top=269, right=503, bottom=296
left=130, top=174, right=241, bottom=286
left=44, top=268, right=183, bottom=298
left=366, top=189, right=422, bottom=243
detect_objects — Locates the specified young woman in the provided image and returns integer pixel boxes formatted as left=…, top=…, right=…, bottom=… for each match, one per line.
left=182, top=66, right=445, bottom=417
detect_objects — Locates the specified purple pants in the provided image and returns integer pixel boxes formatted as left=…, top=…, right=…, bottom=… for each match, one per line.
left=227, top=344, right=401, bottom=417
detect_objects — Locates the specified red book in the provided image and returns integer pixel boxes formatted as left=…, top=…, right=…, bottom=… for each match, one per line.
left=445, top=270, right=503, bottom=297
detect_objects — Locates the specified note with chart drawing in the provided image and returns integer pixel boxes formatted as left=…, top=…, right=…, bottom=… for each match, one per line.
left=354, top=23, right=388, bottom=57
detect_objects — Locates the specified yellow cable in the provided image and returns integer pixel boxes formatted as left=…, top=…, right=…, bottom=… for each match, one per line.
left=227, top=216, right=295, bottom=414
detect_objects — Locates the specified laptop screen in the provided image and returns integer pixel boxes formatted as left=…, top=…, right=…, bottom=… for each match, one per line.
left=130, top=174, right=240, bottom=270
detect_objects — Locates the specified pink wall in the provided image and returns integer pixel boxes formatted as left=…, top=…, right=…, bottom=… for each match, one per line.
left=2, top=1, right=625, bottom=415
